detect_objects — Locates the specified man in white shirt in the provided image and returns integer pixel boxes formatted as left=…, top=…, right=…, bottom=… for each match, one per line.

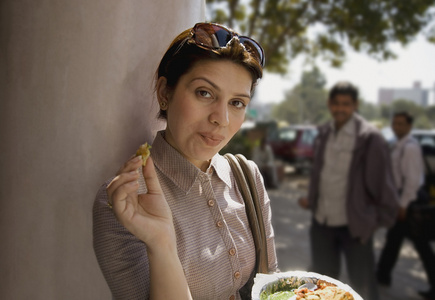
left=299, top=81, right=398, bottom=300
left=377, top=112, right=435, bottom=300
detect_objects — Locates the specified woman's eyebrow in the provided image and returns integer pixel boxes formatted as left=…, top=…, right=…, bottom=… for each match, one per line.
left=189, top=77, right=251, bottom=99
left=189, top=77, right=220, bottom=91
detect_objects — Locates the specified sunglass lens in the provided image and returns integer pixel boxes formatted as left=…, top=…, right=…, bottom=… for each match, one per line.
left=211, top=25, right=232, bottom=46
left=194, top=24, right=232, bottom=49
left=239, top=37, right=265, bottom=66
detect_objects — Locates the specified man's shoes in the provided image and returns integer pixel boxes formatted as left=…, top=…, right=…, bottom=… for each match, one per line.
left=376, top=272, right=391, bottom=287
left=418, top=289, right=435, bottom=300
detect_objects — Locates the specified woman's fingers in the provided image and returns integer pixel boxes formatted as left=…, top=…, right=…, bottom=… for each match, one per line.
left=107, top=170, right=140, bottom=198
left=141, top=157, right=162, bottom=196
left=116, top=155, right=143, bottom=175
left=110, top=178, right=139, bottom=204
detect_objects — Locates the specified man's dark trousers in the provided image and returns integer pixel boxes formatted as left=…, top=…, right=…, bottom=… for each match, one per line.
left=310, top=218, right=379, bottom=300
left=377, top=218, right=435, bottom=293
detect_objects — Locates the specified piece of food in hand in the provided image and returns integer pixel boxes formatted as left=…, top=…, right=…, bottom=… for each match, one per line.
left=135, top=142, right=152, bottom=166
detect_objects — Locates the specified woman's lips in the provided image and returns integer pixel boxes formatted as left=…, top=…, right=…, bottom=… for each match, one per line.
left=199, top=133, right=225, bottom=147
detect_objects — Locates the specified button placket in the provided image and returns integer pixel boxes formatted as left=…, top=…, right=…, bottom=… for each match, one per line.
left=201, top=174, right=242, bottom=292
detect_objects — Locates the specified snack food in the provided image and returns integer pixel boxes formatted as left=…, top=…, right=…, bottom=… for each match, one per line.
left=135, top=142, right=152, bottom=166
left=295, top=282, right=354, bottom=300
left=252, top=271, right=362, bottom=300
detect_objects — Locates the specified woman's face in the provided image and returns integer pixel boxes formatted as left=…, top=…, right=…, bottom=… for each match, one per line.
left=158, top=60, right=253, bottom=171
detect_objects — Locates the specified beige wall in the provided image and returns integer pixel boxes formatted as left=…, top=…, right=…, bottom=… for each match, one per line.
left=0, top=1, right=205, bottom=299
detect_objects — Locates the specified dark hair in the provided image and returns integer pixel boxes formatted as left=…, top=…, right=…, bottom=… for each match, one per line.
left=393, top=111, right=414, bottom=125
left=155, top=26, right=263, bottom=119
left=328, top=81, right=359, bottom=102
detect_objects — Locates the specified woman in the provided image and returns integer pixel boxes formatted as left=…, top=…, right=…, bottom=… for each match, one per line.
left=93, top=23, right=278, bottom=300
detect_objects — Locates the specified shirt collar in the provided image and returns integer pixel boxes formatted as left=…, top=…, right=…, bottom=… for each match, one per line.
left=151, top=131, right=232, bottom=194
left=395, top=133, right=413, bottom=148
left=210, top=154, right=233, bottom=188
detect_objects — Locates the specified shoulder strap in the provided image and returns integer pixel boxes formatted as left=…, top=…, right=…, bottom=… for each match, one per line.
left=224, top=153, right=269, bottom=274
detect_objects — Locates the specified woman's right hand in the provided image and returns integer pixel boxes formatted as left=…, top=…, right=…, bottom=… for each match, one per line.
left=106, top=155, right=192, bottom=299
left=106, top=155, right=176, bottom=248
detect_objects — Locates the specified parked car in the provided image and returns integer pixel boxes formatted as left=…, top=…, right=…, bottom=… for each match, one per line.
left=412, top=129, right=435, bottom=149
left=268, top=125, right=318, bottom=173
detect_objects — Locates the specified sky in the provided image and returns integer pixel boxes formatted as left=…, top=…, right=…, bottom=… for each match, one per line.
left=255, top=34, right=435, bottom=105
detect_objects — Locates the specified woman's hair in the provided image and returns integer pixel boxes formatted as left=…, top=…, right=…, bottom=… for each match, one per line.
left=155, top=26, right=263, bottom=119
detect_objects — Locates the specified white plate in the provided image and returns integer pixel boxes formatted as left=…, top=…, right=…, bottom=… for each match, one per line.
left=251, top=270, right=363, bottom=300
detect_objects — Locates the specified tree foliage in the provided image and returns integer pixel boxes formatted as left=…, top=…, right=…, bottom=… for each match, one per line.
left=206, top=0, right=435, bottom=73
left=272, top=67, right=328, bottom=124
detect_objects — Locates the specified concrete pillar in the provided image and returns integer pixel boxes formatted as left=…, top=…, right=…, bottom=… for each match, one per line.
left=0, top=1, right=205, bottom=299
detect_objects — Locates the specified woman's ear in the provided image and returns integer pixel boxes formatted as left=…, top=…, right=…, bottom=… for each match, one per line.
left=156, top=76, right=170, bottom=105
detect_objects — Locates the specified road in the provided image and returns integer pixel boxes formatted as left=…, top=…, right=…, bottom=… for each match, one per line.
left=267, top=169, right=431, bottom=300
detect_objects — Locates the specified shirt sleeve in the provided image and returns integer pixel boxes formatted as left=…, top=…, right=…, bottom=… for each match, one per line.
left=399, top=143, right=424, bottom=208
left=92, top=181, right=151, bottom=300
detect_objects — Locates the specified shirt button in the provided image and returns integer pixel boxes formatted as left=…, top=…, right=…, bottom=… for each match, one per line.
left=229, top=248, right=236, bottom=256
left=208, top=199, right=215, bottom=207
left=216, top=220, right=223, bottom=228
left=234, top=271, right=241, bottom=279
left=229, top=296, right=235, bottom=300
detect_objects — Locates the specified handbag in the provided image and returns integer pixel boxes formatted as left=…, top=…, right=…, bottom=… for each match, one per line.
left=224, top=153, right=269, bottom=299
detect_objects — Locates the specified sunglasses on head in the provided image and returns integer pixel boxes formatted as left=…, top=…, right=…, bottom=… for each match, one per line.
left=187, top=22, right=265, bottom=67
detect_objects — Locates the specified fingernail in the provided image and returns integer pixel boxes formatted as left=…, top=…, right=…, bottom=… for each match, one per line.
left=133, top=156, right=142, bottom=162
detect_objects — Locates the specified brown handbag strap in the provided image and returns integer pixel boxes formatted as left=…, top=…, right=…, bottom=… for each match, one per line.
left=224, top=153, right=269, bottom=274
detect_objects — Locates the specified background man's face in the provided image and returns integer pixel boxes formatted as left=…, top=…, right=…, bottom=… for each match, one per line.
left=392, top=115, right=411, bottom=139
left=328, top=94, right=358, bottom=129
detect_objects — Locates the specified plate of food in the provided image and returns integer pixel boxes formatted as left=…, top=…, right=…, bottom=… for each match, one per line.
left=251, top=270, right=363, bottom=300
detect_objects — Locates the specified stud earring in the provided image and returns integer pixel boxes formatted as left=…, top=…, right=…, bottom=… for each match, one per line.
left=160, top=102, right=167, bottom=109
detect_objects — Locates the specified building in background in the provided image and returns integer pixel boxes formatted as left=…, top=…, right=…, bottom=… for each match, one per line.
left=378, top=81, right=434, bottom=107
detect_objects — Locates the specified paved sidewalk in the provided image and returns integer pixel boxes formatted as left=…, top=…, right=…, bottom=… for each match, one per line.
left=267, top=171, right=432, bottom=300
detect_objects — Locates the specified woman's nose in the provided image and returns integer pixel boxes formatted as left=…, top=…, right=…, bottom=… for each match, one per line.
left=209, top=102, right=229, bottom=126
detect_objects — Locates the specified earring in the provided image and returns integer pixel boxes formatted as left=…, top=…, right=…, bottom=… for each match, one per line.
left=160, top=102, right=167, bottom=109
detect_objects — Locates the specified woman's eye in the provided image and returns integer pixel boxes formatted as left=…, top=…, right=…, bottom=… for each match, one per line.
left=197, top=90, right=212, bottom=98
left=231, top=100, right=247, bottom=109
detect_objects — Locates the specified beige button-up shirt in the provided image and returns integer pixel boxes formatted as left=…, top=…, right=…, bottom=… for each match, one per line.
left=93, top=131, right=277, bottom=300
left=316, top=115, right=356, bottom=226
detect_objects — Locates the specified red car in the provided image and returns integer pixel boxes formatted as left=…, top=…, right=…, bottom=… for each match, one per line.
left=268, top=125, right=318, bottom=173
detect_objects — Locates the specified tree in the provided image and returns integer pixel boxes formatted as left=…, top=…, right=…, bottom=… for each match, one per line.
left=358, top=99, right=381, bottom=122
left=206, top=0, right=435, bottom=73
left=272, top=67, right=328, bottom=124
left=379, top=99, right=435, bottom=129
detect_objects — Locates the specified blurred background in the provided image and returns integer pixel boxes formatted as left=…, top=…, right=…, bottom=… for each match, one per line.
left=210, top=0, right=435, bottom=177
